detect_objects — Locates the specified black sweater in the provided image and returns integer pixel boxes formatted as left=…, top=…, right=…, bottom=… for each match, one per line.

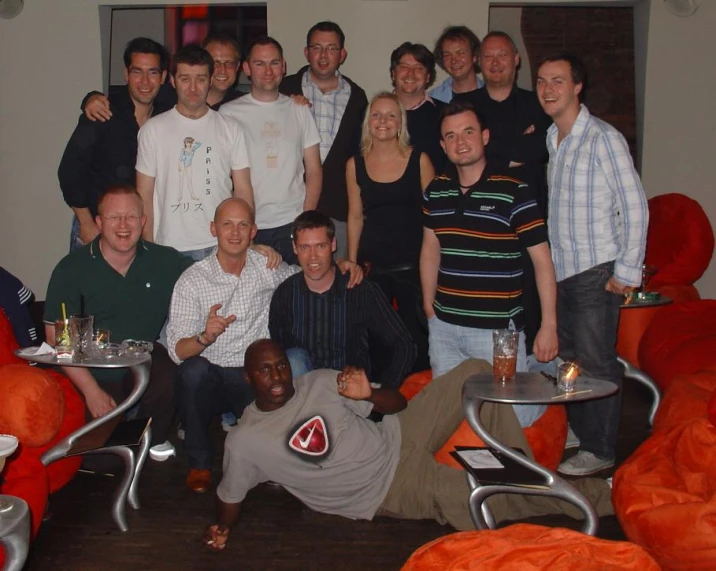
left=280, top=66, right=368, bottom=221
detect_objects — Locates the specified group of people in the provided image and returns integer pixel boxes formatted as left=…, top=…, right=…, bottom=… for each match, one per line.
left=43, top=19, right=647, bottom=550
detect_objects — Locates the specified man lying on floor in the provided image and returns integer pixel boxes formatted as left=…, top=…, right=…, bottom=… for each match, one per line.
left=202, top=339, right=613, bottom=550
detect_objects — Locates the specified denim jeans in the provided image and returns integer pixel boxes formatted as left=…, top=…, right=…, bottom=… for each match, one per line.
left=178, top=349, right=313, bottom=469
left=427, top=316, right=546, bottom=427
left=557, top=261, right=623, bottom=460
left=254, top=222, right=297, bottom=265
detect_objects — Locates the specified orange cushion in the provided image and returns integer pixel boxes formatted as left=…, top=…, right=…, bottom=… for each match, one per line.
left=652, top=370, right=716, bottom=432
left=645, top=193, right=714, bottom=288
left=0, top=363, right=64, bottom=447
left=639, top=301, right=716, bottom=390
left=401, top=371, right=567, bottom=471
left=31, top=370, right=85, bottom=492
left=709, top=389, right=716, bottom=428
left=613, top=417, right=716, bottom=570
left=401, top=524, right=660, bottom=570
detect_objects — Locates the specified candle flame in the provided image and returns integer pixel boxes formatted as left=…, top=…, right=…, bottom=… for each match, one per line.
left=565, top=363, right=580, bottom=381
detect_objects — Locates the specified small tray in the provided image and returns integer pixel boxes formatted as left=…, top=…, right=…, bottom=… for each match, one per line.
left=624, top=291, right=661, bottom=303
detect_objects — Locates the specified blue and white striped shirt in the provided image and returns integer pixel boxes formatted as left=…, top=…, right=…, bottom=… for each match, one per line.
left=301, top=71, right=351, bottom=163
left=546, top=105, right=648, bottom=285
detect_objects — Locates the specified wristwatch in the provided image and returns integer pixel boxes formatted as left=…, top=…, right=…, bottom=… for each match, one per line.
left=197, top=331, right=211, bottom=347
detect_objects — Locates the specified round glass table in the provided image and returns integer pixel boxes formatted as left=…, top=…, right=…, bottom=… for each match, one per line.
left=14, top=349, right=152, bottom=532
left=462, top=372, right=618, bottom=536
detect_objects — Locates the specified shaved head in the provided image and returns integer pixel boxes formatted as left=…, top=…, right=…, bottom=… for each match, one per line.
left=244, top=338, right=283, bottom=370
left=214, top=197, right=255, bottom=224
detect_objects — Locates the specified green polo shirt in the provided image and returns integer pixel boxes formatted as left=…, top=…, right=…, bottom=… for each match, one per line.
left=44, top=236, right=192, bottom=381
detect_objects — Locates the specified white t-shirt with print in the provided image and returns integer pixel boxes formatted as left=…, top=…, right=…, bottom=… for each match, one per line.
left=136, top=107, right=250, bottom=251
left=219, top=94, right=321, bottom=229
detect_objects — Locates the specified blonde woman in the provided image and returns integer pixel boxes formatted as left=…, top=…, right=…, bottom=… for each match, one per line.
left=346, top=92, right=435, bottom=372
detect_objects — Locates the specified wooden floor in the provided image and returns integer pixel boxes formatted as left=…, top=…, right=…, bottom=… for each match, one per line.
left=23, top=380, right=653, bottom=571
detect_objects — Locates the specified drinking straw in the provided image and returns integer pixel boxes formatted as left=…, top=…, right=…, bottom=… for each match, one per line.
left=61, top=302, right=67, bottom=324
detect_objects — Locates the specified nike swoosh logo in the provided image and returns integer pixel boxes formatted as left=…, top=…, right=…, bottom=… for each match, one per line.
left=298, top=425, right=316, bottom=449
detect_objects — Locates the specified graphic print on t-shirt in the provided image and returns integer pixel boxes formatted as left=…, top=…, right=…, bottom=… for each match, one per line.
left=288, top=415, right=329, bottom=459
left=177, top=137, right=202, bottom=201
left=261, top=121, right=281, bottom=169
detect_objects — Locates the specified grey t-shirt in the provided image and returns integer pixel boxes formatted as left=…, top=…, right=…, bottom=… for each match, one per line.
left=217, top=369, right=401, bottom=520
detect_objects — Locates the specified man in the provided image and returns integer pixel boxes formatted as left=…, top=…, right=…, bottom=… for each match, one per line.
left=220, top=36, right=322, bottom=264
left=136, top=45, right=253, bottom=261
left=59, top=37, right=170, bottom=251
left=202, top=33, right=245, bottom=108
left=420, top=101, right=558, bottom=428
left=280, top=22, right=367, bottom=259
left=536, top=53, right=648, bottom=475
left=167, top=197, right=298, bottom=492
left=430, top=25, right=484, bottom=103
left=44, top=185, right=192, bottom=461
left=390, top=42, right=445, bottom=174
left=269, top=211, right=416, bottom=389
left=167, top=198, right=359, bottom=492
left=468, top=31, right=553, bottom=370
left=0, top=266, right=37, bottom=347
left=82, top=33, right=246, bottom=124
left=201, top=340, right=613, bottom=550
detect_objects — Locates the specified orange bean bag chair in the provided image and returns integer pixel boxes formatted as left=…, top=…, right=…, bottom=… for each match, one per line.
left=645, top=193, right=714, bottom=290
left=616, top=193, right=713, bottom=367
left=400, top=370, right=567, bottom=471
left=613, top=416, right=716, bottom=570
left=401, top=523, right=660, bottom=570
left=652, top=370, right=716, bottom=433
left=638, top=301, right=716, bottom=391
left=0, top=311, right=83, bottom=550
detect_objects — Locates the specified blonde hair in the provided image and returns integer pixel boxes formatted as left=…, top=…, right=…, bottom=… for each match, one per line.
left=360, top=91, right=411, bottom=156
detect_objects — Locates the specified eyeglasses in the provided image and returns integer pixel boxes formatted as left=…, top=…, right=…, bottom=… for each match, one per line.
left=100, top=215, right=142, bottom=224
left=307, top=44, right=341, bottom=54
left=213, top=60, right=239, bottom=68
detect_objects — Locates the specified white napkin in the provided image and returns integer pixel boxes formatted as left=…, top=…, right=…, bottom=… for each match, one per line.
left=18, top=342, right=56, bottom=356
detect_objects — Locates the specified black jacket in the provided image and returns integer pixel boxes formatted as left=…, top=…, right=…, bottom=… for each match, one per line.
left=280, top=66, right=368, bottom=221
left=59, top=87, right=171, bottom=218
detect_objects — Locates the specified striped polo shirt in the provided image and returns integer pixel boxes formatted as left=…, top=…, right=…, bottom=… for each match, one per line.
left=423, top=170, right=548, bottom=330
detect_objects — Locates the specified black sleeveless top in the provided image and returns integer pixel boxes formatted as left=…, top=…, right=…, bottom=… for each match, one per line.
left=354, top=150, right=424, bottom=268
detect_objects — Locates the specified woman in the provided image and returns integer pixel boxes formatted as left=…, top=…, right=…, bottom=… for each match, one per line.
left=346, top=92, right=435, bottom=372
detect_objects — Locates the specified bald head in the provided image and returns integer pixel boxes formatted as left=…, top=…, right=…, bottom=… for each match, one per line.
left=214, top=197, right=255, bottom=224
left=244, top=338, right=284, bottom=370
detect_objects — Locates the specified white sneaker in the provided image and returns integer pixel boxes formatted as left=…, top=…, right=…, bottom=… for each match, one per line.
left=558, top=451, right=614, bottom=476
left=565, top=426, right=580, bottom=450
left=149, top=440, right=176, bottom=462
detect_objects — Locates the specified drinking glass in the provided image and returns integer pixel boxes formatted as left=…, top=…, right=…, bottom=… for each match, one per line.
left=69, top=315, right=94, bottom=360
left=558, top=361, right=580, bottom=393
left=492, top=329, right=519, bottom=382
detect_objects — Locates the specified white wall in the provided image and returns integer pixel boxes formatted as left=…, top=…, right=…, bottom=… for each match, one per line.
left=109, top=8, right=165, bottom=85
left=0, top=0, right=714, bottom=298
left=268, top=0, right=489, bottom=100
left=639, top=0, right=716, bottom=294
left=488, top=6, right=533, bottom=91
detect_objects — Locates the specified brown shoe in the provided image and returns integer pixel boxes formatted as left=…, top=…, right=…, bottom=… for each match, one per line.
left=187, top=469, right=211, bottom=493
